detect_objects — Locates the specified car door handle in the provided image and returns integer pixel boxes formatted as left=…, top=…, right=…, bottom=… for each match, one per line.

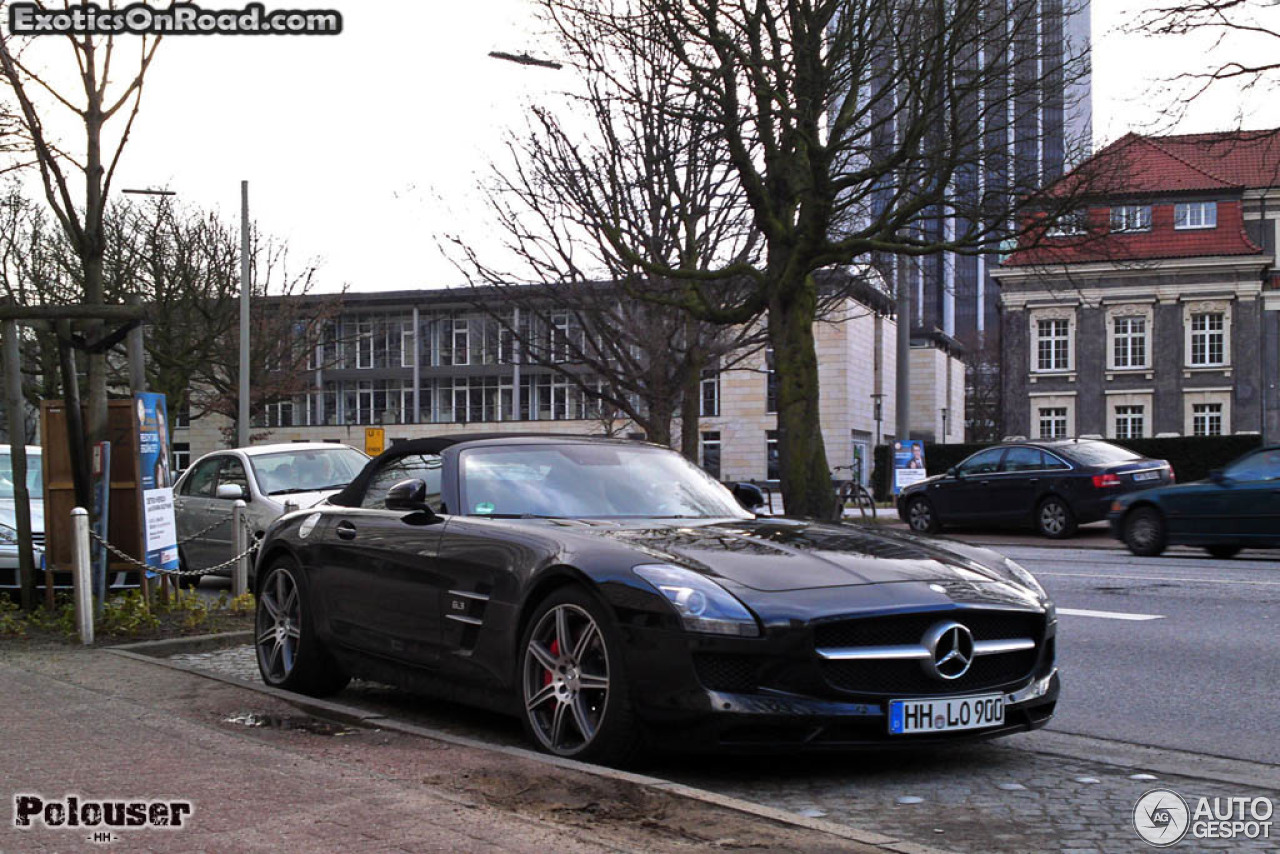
left=979, top=480, right=990, bottom=486
left=1028, top=478, right=1039, bottom=484
left=335, top=521, right=357, bottom=540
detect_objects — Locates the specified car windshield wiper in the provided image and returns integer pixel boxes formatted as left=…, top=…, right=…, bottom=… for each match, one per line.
left=480, top=513, right=563, bottom=519
left=268, top=484, right=347, bottom=496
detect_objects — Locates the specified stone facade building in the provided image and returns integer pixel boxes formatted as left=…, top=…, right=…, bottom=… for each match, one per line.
left=993, top=129, right=1280, bottom=442
left=174, top=285, right=965, bottom=484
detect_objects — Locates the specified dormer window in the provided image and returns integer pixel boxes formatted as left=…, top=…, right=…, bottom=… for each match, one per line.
left=1110, top=205, right=1151, bottom=233
left=1044, top=209, right=1089, bottom=238
left=1174, top=201, right=1217, bottom=230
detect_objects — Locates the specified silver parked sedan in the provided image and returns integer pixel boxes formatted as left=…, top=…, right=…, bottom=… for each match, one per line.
left=172, top=443, right=369, bottom=586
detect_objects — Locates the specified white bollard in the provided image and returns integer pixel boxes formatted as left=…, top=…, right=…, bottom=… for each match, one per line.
left=71, top=507, right=94, bottom=645
left=232, top=499, right=248, bottom=598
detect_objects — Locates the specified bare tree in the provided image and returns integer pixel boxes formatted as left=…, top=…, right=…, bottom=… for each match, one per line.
left=0, top=4, right=161, bottom=505
left=522, top=0, right=1091, bottom=517
left=1135, top=1, right=1280, bottom=91
left=0, top=189, right=340, bottom=446
left=449, top=30, right=765, bottom=456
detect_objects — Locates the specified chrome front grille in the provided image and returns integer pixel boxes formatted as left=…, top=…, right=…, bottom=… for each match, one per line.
left=814, top=609, right=1046, bottom=697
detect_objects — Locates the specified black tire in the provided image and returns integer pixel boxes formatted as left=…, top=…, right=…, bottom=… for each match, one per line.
left=1036, top=496, right=1078, bottom=539
left=1206, top=544, right=1241, bottom=560
left=518, top=586, right=641, bottom=766
left=255, top=559, right=349, bottom=696
left=905, top=496, right=940, bottom=534
left=176, top=548, right=199, bottom=590
left=1123, top=506, right=1167, bottom=557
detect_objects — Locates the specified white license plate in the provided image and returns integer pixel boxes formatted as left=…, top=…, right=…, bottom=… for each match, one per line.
left=888, top=694, right=1005, bottom=734
left=1132, top=471, right=1161, bottom=482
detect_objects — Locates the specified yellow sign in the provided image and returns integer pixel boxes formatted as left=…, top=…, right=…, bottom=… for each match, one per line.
left=364, top=427, right=385, bottom=456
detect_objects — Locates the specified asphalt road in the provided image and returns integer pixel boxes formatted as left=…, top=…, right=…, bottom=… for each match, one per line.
left=1000, top=543, right=1280, bottom=765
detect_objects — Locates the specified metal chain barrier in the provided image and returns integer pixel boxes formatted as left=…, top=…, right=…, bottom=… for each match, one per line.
left=174, top=516, right=231, bottom=547
left=87, top=521, right=261, bottom=578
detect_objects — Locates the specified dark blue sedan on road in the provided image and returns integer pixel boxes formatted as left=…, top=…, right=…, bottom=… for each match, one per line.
left=1109, top=446, right=1280, bottom=558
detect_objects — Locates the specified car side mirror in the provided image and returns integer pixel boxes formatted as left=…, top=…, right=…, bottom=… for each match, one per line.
left=948, top=466, right=961, bottom=479
left=216, top=484, right=245, bottom=500
left=731, top=482, right=767, bottom=512
left=1208, top=469, right=1228, bottom=486
left=385, top=478, right=440, bottom=518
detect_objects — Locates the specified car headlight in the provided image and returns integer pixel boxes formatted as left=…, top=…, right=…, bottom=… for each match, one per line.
left=0, top=524, right=17, bottom=546
left=1002, top=556, right=1047, bottom=600
left=633, top=564, right=760, bottom=637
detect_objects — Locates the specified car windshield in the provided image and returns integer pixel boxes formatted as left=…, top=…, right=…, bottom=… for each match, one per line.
left=1058, top=441, right=1143, bottom=466
left=459, top=443, right=751, bottom=519
left=0, top=452, right=43, bottom=498
left=249, top=447, right=368, bottom=495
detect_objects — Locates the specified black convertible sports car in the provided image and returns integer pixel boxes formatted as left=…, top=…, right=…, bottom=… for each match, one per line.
left=253, top=435, right=1059, bottom=763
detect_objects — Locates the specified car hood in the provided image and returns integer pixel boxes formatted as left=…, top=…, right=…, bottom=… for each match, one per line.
left=0, top=498, right=44, bottom=535
left=900, top=472, right=948, bottom=493
left=266, top=490, right=340, bottom=509
left=555, top=517, right=1026, bottom=593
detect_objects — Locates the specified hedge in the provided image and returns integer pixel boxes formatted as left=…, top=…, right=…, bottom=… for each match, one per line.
left=870, top=435, right=1265, bottom=502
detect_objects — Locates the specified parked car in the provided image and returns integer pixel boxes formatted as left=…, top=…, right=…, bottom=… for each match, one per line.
left=898, top=440, right=1173, bottom=539
left=0, top=446, right=44, bottom=593
left=1110, top=445, right=1280, bottom=558
left=172, top=443, right=368, bottom=586
left=252, top=434, right=1058, bottom=763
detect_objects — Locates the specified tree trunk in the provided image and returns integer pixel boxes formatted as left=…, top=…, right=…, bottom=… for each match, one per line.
left=679, top=333, right=703, bottom=463
left=768, top=273, right=838, bottom=520
left=643, top=396, right=674, bottom=448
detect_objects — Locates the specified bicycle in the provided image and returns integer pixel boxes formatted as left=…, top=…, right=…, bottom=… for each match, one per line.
left=832, top=464, right=877, bottom=520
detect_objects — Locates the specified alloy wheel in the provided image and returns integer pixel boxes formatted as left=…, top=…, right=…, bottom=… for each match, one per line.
left=1129, top=516, right=1158, bottom=549
left=522, top=603, right=611, bottom=754
left=909, top=499, right=933, bottom=532
left=257, top=567, right=302, bottom=682
left=1040, top=502, right=1066, bottom=536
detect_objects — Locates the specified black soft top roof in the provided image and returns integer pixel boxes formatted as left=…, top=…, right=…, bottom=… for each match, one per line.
left=328, top=432, right=644, bottom=507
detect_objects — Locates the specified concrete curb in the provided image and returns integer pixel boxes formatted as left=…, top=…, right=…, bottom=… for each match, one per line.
left=109, top=636, right=949, bottom=854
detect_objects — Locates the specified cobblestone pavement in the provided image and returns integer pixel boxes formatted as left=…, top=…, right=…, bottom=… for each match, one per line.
left=170, top=645, right=1279, bottom=853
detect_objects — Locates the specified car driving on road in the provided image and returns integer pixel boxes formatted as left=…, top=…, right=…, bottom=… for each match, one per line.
left=252, top=434, right=1058, bottom=764
left=1110, top=445, right=1280, bottom=558
left=898, top=439, right=1172, bottom=539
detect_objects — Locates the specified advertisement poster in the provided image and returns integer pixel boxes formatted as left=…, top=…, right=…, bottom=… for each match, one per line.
left=893, top=440, right=927, bottom=495
left=135, top=393, right=179, bottom=576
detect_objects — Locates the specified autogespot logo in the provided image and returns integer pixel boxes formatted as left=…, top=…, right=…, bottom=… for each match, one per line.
left=1134, top=789, right=1190, bottom=847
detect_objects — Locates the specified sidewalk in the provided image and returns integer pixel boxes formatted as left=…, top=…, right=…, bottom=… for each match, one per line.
left=0, top=645, right=884, bottom=853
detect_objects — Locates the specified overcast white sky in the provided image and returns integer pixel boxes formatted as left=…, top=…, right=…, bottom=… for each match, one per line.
left=11, top=0, right=1280, bottom=293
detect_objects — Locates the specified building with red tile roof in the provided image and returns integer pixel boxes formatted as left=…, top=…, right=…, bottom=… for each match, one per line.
left=992, top=128, right=1280, bottom=444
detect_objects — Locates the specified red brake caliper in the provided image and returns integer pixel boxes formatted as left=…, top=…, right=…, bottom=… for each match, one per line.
left=543, top=639, right=560, bottom=687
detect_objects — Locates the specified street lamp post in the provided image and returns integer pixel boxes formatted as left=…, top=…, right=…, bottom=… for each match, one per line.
left=238, top=181, right=250, bottom=448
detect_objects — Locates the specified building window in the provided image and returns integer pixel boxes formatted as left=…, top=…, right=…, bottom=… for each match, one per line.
left=265, top=399, right=294, bottom=428
left=766, top=430, right=779, bottom=481
left=1113, top=317, right=1147, bottom=368
left=1174, top=201, right=1217, bottom=230
left=1189, top=312, right=1225, bottom=366
left=172, top=442, right=190, bottom=474
left=1038, top=407, right=1068, bottom=440
left=765, top=348, right=778, bottom=414
left=700, top=369, right=720, bottom=417
left=1110, top=204, right=1152, bottom=233
left=700, top=431, right=721, bottom=480
left=1114, top=405, right=1145, bottom=439
left=1193, top=403, right=1224, bottom=436
left=451, top=318, right=470, bottom=366
left=1045, top=209, right=1088, bottom=237
left=356, top=318, right=373, bottom=369
left=1036, top=318, right=1071, bottom=371
left=401, top=320, right=415, bottom=368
